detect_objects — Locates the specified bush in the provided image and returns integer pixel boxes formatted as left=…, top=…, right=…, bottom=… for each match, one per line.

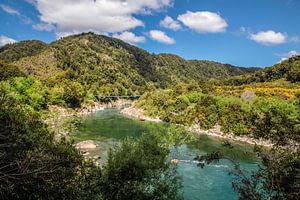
left=0, top=60, right=26, bottom=80
left=5, top=76, right=47, bottom=111
left=100, top=134, right=182, bottom=200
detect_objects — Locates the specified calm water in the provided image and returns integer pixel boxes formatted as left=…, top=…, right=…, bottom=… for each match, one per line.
left=73, top=109, right=258, bottom=200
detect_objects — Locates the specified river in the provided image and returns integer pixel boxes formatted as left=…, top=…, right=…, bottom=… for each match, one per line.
left=72, top=108, right=259, bottom=200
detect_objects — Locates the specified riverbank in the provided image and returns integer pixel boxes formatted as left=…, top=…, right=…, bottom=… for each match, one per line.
left=45, top=99, right=134, bottom=138
left=121, top=106, right=161, bottom=123
left=121, top=105, right=274, bottom=147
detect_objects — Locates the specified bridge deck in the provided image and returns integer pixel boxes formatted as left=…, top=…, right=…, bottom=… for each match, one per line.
left=94, top=95, right=141, bottom=98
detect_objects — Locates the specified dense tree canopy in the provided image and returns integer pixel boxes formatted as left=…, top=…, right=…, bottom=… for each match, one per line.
left=223, top=56, right=300, bottom=85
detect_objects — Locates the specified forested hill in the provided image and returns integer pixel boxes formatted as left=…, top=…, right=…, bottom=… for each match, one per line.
left=224, top=55, right=300, bottom=85
left=0, top=32, right=257, bottom=89
left=0, top=40, right=47, bottom=63
left=188, top=60, right=259, bottom=79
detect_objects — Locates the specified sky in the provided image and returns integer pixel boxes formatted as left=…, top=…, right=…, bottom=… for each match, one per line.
left=0, top=0, right=299, bottom=67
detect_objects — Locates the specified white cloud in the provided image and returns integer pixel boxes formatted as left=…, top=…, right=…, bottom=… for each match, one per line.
left=149, top=30, right=175, bottom=44
left=250, top=30, right=287, bottom=45
left=279, top=50, right=299, bottom=62
left=0, top=35, right=17, bottom=47
left=0, top=4, right=20, bottom=15
left=112, top=31, right=145, bottom=44
left=33, top=23, right=55, bottom=31
left=30, top=0, right=173, bottom=37
left=177, top=11, right=228, bottom=33
left=160, top=16, right=181, bottom=31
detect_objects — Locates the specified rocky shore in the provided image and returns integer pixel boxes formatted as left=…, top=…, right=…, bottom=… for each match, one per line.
left=47, top=99, right=134, bottom=120
left=121, top=106, right=161, bottom=123
left=120, top=106, right=274, bottom=147
left=187, top=124, right=274, bottom=147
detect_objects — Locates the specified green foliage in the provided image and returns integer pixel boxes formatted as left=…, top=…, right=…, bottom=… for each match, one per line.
left=0, top=84, right=103, bottom=200
left=224, top=56, right=300, bottom=85
left=0, top=60, right=26, bottom=80
left=4, top=76, right=48, bottom=111
left=0, top=40, right=47, bottom=62
left=0, top=33, right=259, bottom=103
left=189, top=60, right=258, bottom=79
left=62, top=80, right=85, bottom=108
left=48, top=84, right=65, bottom=105
left=286, top=56, right=300, bottom=82
left=252, top=99, right=299, bottom=143
left=100, top=134, right=182, bottom=200
left=138, top=85, right=300, bottom=143
left=145, top=124, right=194, bottom=148
left=0, top=84, right=184, bottom=199
left=0, top=32, right=299, bottom=200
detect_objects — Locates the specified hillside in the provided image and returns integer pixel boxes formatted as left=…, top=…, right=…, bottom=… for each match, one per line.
left=224, top=55, right=300, bottom=85
left=188, top=60, right=258, bottom=79
left=0, top=40, right=48, bottom=63
left=0, top=33, right=257, bottom=89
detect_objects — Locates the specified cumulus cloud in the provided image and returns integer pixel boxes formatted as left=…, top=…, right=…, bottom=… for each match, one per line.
left=0, top=35, right=17, bottom=47
left=250, top=30, right=287, bottom=45
left=177, top=11, right=228, bottom=33
left=30, top=0, right=173, bottom=37
left=149, top=30, right=175, bottom=44
left=160, top=16, right=181, bottom=31
left=279, top=50, right=299, bottom=62
left=112, top=31, right=145, bottom=44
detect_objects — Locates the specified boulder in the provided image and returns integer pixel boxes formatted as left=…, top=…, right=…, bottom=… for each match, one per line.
left=75, top=140, right=97, bottom=150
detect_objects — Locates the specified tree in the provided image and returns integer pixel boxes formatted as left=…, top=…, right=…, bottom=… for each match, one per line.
left=0, top=60, right=25, bottom=81
left=62, top=81, right=85, bottom=108
left=100, top=134, right=182, bottom=200
left=7, top=76, right=48, bottom=110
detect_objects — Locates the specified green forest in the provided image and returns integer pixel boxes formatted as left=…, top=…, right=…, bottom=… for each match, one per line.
left=0, top=33, right=299, bottom=199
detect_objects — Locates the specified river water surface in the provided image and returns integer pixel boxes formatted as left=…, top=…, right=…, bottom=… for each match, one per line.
left=72, top=109, right=258, bottom=200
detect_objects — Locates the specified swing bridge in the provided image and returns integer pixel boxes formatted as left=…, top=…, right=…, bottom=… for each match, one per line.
left=93, top=95, right=142, bottom=101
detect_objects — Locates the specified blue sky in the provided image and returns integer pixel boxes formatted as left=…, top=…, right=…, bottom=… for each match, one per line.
left=0, top=0, right=299, bottom=67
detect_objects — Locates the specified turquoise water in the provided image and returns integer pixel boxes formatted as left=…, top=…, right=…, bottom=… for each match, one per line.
left=73, top=109, right=258, bottom=200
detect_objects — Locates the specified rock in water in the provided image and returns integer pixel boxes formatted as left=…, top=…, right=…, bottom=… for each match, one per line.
left=75, top=140, right=97, bottom=150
